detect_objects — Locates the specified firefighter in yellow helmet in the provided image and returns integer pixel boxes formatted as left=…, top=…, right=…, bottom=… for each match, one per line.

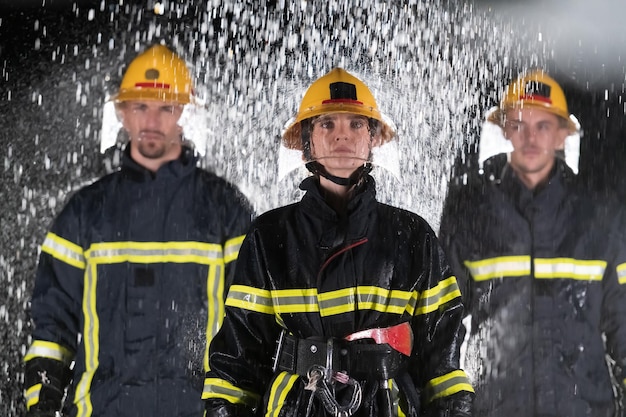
left=440, top=69, right=626, bottom=416
left=203, top=68, right=474, bottom=417
left=112, top=44, right=194, bottom=172
left=23, top=44, right=253, bottom=417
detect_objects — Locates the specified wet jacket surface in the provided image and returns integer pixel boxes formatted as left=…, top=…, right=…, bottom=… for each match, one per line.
left=203, top=176, right=474, bottom=417
left=440, top=155, right=626, bottom=417
left=24, top=146, right=253, bottom=417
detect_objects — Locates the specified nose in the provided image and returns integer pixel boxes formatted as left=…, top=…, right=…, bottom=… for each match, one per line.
left=518, top=125, right=538, bottom=143
left=144, top=108, right=162, bottom=129
left=334, top=120, right=350, bottom=141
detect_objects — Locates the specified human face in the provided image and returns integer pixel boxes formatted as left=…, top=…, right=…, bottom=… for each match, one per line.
left=119, top=100, right=184, bottom=171
left=309, top=113, right=374, bottom=178
left=503, top=107, right=568, bottom=189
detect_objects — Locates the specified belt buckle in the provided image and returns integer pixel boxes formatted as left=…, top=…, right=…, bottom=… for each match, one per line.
left=272, top=330, right=287, bottom=372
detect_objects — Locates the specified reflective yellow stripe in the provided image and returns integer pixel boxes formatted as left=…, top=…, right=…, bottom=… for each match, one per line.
left=415, top=276, right=462, bottom=315
left=265, top=372, right=299, bottom=417
left=318, top=287, right=357, bottom=316
left=466, top=256, right=608, bottom=282
left=24, top=340, right=73, bottom=365
left=76, top=262, right=99, bottom=417
left=205, top=263, right=223, bottom=371
left=353, top=286, right=417, bottom=315
left=86, top=241, right=223, bottom=264
left=616, top=263, right=626, bottom=284
left=202, top=377, right=260, bottom=408
left=40, top=239, right=226, bottom=417
left=465, top=256, right=530, bottom=281
left=226, top=285, right=275, bottom=314
left=226, top=282, right=461, bottom=318
left=271, top=288, right=320, bottom=314
left=24, top=383, right=42, bottom=409
left=224, top=235, right=246, bottom=263
left=426, top=370, right=474, bottom=403
left=534, top=258, right=606, bottom=281
left=41, top=232, right=85, bottom=269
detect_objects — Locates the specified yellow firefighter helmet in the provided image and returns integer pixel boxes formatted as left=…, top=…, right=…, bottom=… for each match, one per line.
left=488, top=69, right=578, bottom=133
left=282, top=68, right=395, bottom=150
left=113, top=44, right=193, bottom=104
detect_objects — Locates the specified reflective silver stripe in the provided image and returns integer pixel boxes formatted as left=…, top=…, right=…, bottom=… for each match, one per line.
left=356, top=287, right=414, bottom=314
left=224, top=235, right=245, bottom=263
left=426, top=370, right=474, bottom=403
left=75, top=263, right=99, bottom=417
left=87, top=242, right=223, bottom=264
left=416, top=276, right=462, bottom=315
left=616, top=263, right=626, bottom=284
left=24, top=383, right=42, bottom=409
left=534, top=258, right=606, bottom=281
left=24, top=340, right=73, bottom=365
left=265, top=372, right=299, bottom=417
left=41, top=232, right=85, bottom=269
left=272, top=289, right=319, bottom=314
left=205, top=264, right=223, bottom=371
left=226, top=284, right=459, bottom=318
left=226, top=285, right=275, bottom=314
left=202, top=378, right=260, bottom=408
left=465, top=256, right=530, bottom=281
left=466, top=256, right=607, bottom=282
left=318, top=288, right=356, bottom=316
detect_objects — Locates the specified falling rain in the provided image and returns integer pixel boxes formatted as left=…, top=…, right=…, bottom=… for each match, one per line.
left=1, top=0, right=625, bottom=415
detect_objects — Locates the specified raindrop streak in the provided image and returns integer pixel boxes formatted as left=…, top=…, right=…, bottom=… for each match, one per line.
left=1, top=1, right=624, bottom=416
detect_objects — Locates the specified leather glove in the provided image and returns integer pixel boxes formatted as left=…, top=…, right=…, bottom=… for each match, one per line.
left=25, top=410, right=57, bottom=417
left=24, top=357, right=71, bottom=416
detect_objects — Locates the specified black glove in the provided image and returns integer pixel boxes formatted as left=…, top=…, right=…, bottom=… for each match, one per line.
left=425, top=391, right=474, bottom=417
left=24, top=357, right=71, bottom=416
left=205, top=399, right=254, bottom=417
left=25, top=410, right=57, bottom=417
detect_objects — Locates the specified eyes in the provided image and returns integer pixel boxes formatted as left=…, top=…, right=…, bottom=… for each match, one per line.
left=315, top=117, right=367, bottom=131
left=130, top=103, right=181, bottom=115
left=505, top=120, right=555, bottom=134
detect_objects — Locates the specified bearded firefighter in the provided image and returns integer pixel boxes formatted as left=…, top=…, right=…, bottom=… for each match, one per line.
left=23, top=44, right=253, bottom=417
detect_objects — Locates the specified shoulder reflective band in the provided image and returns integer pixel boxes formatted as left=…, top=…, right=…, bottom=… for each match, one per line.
left=344, top=321, right=413, bottom=356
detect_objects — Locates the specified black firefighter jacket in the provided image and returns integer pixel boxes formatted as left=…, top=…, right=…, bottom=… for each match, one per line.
left=203, top=175, right=475, bottom=417
left=24, top=146, right=253, bottom=417
left=440, top=155, right=626, bottom=417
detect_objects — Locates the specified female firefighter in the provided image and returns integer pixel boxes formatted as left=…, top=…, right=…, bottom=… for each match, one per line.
left=202, top=68, right=474, bottom=417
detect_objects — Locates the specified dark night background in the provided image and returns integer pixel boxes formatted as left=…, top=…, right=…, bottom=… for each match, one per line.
left=1, top=0, right=624, bottom=415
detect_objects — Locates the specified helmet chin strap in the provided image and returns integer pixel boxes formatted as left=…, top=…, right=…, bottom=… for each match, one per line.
left=305, top=161, right=372, bottom=187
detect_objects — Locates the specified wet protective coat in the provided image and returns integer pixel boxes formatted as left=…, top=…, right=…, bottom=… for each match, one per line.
left=203, top=176, right=474, bottom=417
left=24, top=146, right=253, bottom=417
left=440, top=155, right=626, bottom=417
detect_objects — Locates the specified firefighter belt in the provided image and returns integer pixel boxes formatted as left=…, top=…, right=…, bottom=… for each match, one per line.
left=272, top=322, right=413, bottom=380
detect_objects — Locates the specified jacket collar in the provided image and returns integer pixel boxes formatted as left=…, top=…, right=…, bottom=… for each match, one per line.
left=299, top=175, right=377, bottom=216
left=120, top=144, right=198, bottom=182
left=299, top=175, right=377, bottom=247
left=486, top=156, right=575, bottom=215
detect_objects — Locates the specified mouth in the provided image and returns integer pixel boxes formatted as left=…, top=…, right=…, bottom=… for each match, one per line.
left=521, top=146, right=544, bottom=156
left=139, top=131, right=165, bottom=141
left=332, top=146, right=354, bottom=154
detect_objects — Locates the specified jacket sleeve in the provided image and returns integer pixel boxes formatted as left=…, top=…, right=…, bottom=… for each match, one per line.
left=203, top=227, right=281, bottom=416
left=439, top=180, right=474, bottom=310
left=600, top=205, right=626, bottom=394
left=410, top=228, right=474, bottom=417
left=24, top=195, right=85, bottom=413
left=220, top=185, right=254, bottom=295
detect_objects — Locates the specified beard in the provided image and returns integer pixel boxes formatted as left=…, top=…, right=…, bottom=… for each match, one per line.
left=134, top=129, right=178, bottom=159
left=136, top=138, right=167, bottom=159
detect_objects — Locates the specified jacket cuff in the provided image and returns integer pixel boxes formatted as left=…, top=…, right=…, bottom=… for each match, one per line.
left=205, top=399, right=253, bottom=417
left=24, top=357, right=71, bottom=413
